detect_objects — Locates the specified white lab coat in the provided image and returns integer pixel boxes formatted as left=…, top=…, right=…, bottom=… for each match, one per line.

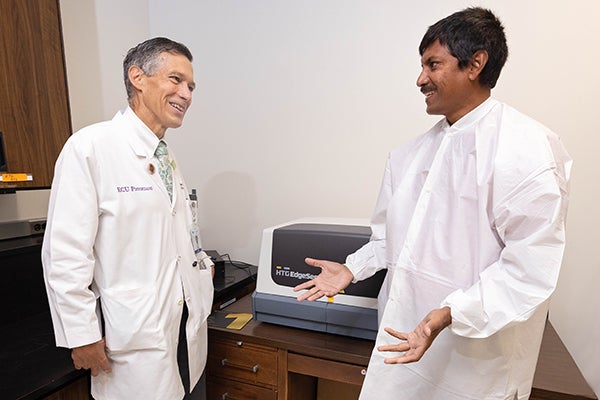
left=346, top=98, right=571, bottom=400
left=42, top=108, right=214, bottom=400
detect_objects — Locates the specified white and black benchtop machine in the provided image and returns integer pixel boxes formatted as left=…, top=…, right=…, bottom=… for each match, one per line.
left=252, top=218, right=386, bottom=340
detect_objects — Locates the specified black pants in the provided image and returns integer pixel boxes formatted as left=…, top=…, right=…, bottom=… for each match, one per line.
left=177, top=304, right=205, bottom=400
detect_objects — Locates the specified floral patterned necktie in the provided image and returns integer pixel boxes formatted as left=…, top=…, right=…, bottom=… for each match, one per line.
left=155, top=140, right=173, bottom=202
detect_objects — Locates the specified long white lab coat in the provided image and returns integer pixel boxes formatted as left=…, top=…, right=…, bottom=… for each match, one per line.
left=42, top=108, right=214, bottom=400
left=346, top=98, right=571, bottom=400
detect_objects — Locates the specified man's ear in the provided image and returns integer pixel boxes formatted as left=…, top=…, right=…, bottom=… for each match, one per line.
left=468, top=50, right=488, bottom=81
left=128, top=65, right=145, bottom=92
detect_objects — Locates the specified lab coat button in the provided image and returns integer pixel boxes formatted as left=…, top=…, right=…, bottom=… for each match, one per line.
left=177, top=299, right=183, bottom=305
left=172, top=210, right=176, bottom=216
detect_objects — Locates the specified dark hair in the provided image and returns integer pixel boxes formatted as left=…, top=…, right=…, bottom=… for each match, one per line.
left=419, top=7, right=508, bottom=88
left=123, top=37, right=193, bottom=102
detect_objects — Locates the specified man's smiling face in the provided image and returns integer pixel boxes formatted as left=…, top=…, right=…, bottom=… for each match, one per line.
left=416, top=40, right=475, bottom=125
left=134, top=52, right=196, bottom=138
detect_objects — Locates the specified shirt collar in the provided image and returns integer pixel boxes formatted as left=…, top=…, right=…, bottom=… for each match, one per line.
left=441, top=97, right=498, bottom=133
left=117, top=107, right=163, bottom=157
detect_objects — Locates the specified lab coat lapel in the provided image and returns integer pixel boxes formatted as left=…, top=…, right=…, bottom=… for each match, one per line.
left=119, top=108, right=174, bottom=206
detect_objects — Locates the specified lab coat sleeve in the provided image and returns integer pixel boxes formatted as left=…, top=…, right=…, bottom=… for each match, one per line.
left=346, top=156, right=390, bottom=282
left=42, top=136, right=102, bottom=348
left=442, top=136, right=572, bottom=338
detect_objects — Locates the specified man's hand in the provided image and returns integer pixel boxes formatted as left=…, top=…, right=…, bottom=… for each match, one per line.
left=71, top=338, right=112, bottom=376
left=378, top=307, right=452, bottom=364
left=293, top=258, right=354, bottom=301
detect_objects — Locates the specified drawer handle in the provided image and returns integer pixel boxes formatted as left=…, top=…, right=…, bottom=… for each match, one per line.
left=221, top=358, right=259, bottom=373
left=222, top=393, right=244, bottom=400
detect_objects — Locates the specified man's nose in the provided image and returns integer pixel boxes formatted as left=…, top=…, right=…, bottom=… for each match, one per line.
left=179, top=84, right=192, bottom=101
left=416, top=69, right=428, bottom=87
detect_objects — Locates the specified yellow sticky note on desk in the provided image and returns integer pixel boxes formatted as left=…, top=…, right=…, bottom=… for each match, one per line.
left=225, top=313, right=253, bottom=330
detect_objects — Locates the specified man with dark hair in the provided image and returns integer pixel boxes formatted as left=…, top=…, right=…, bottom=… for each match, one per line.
left=42, top=37, right=214, bottom=399
left=418, top=7, right=508, bottom=89
left=295, top=8, right=571, bottom=399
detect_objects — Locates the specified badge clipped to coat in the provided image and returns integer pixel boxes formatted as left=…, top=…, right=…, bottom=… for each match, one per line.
left=188, top=189, right=214, bottom=270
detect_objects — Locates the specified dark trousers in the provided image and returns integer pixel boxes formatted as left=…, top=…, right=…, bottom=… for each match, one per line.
left=178, top=304, right=206, bottom=400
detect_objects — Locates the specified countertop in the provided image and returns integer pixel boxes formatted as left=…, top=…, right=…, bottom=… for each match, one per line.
left=0, top=235, right=87, bottom=399
left=0, top=312, right=87, bottom=400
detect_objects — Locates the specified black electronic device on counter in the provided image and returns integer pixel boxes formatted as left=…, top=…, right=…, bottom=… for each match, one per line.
left=205, top=249, right=225, bottom=282
left=210, top=252, right=257, bottom=311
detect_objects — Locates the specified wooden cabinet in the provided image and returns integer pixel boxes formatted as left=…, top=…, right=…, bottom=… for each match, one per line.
left=207, top=336, right=279, bottom=399
left=208, top=295, right=597, bottom=400
left=207, top=295, right=374, bottom=400
left=42, top=375, right=89, bottom=400
left=0, top=0, right=71, bottom=191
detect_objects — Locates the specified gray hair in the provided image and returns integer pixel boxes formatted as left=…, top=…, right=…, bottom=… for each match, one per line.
left=123, top=37, right=193, bottom=102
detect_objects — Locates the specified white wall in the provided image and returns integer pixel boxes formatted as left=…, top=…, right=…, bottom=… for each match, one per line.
left=50, top=0, right=600, bottom=395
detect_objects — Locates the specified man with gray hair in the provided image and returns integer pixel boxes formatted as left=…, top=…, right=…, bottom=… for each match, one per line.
left=42, top=37, right=214, bottom=399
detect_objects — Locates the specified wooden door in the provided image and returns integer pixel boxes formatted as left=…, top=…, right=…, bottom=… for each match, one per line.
left=0, top=0, right=71, bottom=190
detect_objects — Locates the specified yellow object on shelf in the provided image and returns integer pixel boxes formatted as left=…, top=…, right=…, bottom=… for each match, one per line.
left=0, top=173, right=33, bottom=182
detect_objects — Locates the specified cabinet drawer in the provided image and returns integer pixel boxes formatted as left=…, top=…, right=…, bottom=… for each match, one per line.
left=288, top=352, right=367, bottom=386
left=207, top=376, right=277, bottom=400
left=208, top=337, right=278, bottom=387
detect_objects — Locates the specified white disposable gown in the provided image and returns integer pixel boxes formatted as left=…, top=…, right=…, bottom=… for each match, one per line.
left=42, top=108, right=214, bottom=400
left=346, top=98, right=571, bottom=400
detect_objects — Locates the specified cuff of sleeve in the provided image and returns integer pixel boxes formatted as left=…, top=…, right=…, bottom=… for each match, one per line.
left=441, top=290, right=488, bottom=338
left=59, top=326, right=102, bottom=349
left=345, top=253, right=368, bottom=283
